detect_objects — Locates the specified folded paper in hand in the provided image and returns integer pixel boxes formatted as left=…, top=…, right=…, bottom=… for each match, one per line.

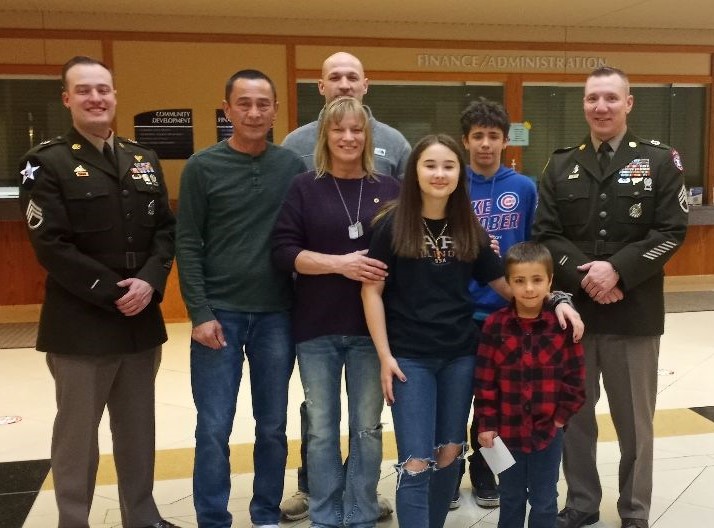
left=479, top=436, right=516, bottom=474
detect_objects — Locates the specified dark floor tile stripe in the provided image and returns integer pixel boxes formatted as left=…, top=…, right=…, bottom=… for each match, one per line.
left=0, top=459, right=51, bottom=528
left=0, top=459, right=51, bottom=494
left=690, top=406, right=714, bottom=423
left=0, top=492, right=41, bottom=528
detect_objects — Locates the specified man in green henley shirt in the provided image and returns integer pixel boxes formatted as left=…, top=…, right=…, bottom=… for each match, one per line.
left=176, top=69, right=306, bottom=528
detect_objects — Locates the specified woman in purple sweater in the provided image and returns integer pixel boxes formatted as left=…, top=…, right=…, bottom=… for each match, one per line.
left=272, top=96, right=400, bottom=528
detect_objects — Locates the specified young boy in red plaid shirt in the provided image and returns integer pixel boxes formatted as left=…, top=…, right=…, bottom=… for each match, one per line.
left=474, top=241, right=586, bottom=528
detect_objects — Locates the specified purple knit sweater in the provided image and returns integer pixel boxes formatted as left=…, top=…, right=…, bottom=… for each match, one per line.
left=272, top=170, right=400, bottom=343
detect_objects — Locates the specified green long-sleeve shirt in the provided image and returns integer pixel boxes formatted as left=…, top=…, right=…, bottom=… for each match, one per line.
left=176, top=140, right=305, bottom=325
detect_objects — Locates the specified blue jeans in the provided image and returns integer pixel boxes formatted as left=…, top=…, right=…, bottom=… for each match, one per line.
left=297, top=335, right=383, bottom=528
left=390, top=354, right=475, bottom=528
left=498, top=429, right=563, bottom=528
left=191, top=309, right=294, bottom=528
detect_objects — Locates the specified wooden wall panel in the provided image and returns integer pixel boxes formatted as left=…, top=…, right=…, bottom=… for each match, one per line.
left=162, top=265, right=188, bottom=322
left=1, top=219, right=189, bottom=321
left=0, top=220, right=46, bottom=305
left=4, top=215, right=711, bottom=313
left=2, top=222, right=713, bottom=313
left=665, top=225, right=714, bottom=276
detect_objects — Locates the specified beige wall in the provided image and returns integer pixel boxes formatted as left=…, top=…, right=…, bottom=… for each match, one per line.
left=0, top=38, right=102, bottom=64
left=112, top=41, right=288, bottom=197
left=0, top=31, right=711, bottom=198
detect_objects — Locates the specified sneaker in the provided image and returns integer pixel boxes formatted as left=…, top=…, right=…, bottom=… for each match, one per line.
left=378, top=494, right=394, bottom=520
left=469, top=452, right=500, bottom=508
left=473, top=484, right=499, bottom=508
left=450, top=490, right=461, bottom=510
left=279, top=490, right=309, bottom=521
left=621, top=519, right=648, bottom=528
left=473, top=475, right=499, bottom=508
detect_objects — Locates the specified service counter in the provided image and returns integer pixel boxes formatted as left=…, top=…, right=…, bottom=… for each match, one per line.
left=664, top=205, right=714, bottom=276
left=0, top=197, right=187, bottom=321
left=2, top=199, right=713, bottom=315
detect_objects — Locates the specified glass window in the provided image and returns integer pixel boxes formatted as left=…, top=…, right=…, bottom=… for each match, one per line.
left=296, top=81, right=504, bottom=147
left=522, top=83, right=707, bottom=188
left=0, top=77, right=72, bottom=192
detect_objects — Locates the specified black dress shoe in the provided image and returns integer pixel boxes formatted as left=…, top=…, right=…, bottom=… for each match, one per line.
left=622, top=519, right=649, bottom=528
left=556, top=507, right=600, bottom=528
left=142, top=520, right=181, bottom=528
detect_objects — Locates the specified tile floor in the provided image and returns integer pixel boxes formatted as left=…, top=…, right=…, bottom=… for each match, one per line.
left=1, top=278, right=713, bottom=527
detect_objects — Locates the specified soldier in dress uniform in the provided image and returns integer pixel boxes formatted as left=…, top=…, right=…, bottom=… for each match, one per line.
left=18, top=55, right=178, bottom=528
left=532, top=66, right=689, bottom=528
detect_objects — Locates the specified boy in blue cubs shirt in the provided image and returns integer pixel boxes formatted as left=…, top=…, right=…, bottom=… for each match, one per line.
left=475, top=242, right=585, bottom=528
left=456, top=97, right=538, bottom=508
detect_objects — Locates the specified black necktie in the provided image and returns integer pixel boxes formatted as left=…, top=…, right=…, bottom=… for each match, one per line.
left=103, top=142, right=118, bottom=171
left=598, top=142, right=612, bottom=176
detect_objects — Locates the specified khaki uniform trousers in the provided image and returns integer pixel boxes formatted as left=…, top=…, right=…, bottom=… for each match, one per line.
left=562, top=333, right=659, bottom=521
left=47, top=348, right=162, bottom=528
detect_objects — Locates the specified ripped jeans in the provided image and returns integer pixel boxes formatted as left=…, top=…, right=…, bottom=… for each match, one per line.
left=391, top=354, right=475, bottom=528
left=297, top=335, right=383, bottom=527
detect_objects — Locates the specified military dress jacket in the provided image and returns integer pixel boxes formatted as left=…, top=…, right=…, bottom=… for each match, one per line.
left=19, top=128, right=175, bottom=355
left=532, top=131, right=688, bottom=336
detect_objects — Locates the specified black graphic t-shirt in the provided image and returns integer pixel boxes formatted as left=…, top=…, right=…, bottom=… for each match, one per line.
left=368, top=213, right=504, bottom=358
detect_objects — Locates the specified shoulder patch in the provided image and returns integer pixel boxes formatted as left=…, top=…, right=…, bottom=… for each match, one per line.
left=20, top=137, right=67, bottom=189
left=20, top=160, right=41, bottom=189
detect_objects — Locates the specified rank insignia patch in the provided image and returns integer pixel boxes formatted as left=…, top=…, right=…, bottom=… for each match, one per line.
left=678, top=185, right=689, bottom=213
left=26, top=199, right=44, bottom=230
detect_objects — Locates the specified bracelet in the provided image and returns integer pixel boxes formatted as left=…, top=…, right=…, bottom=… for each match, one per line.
left=548, top=290, right=574, bottom=308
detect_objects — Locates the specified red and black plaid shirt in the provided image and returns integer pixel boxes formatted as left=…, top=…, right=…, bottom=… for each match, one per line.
left=474, top=305, right=585, bottom=453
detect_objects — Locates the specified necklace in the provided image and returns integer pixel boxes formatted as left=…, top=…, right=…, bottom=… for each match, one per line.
left=422, top=218, right=448, bottom=263
left=332, top=175, right=364, bottom=239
